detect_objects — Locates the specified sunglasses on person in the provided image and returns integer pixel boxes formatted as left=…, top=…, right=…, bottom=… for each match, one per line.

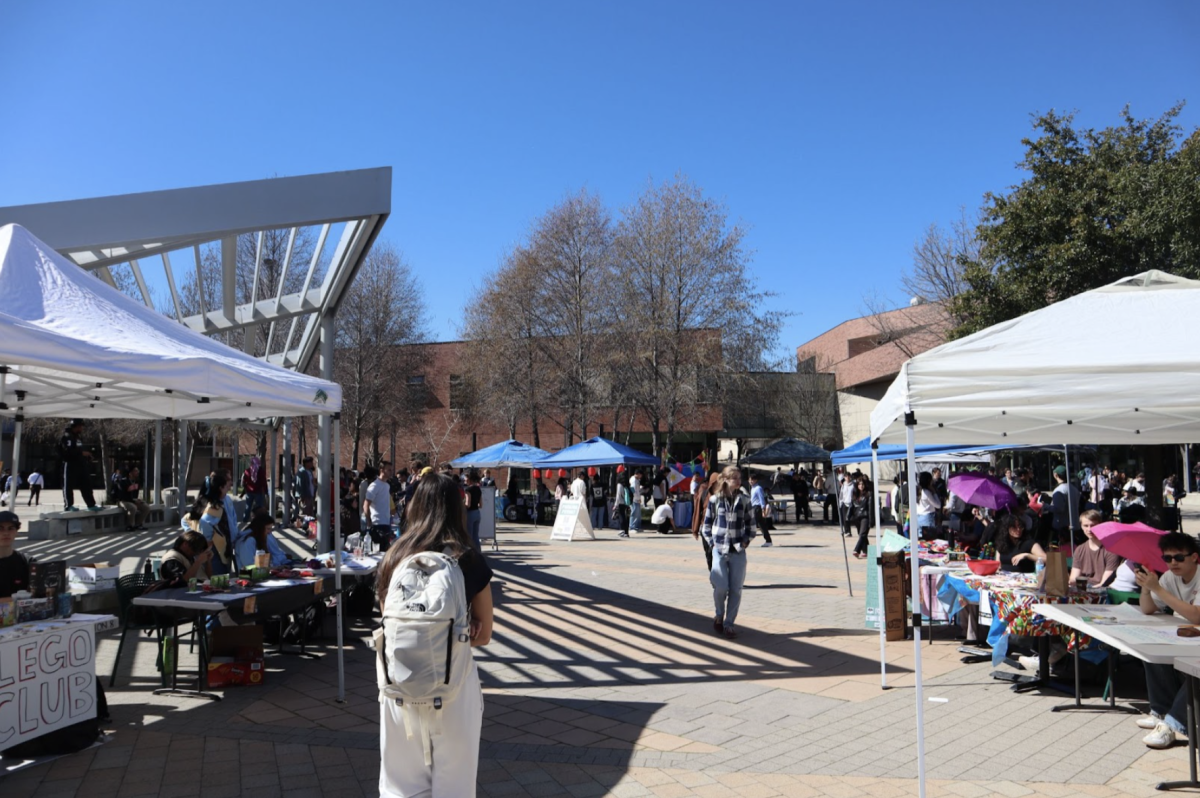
left=1162, top=554, right=1195, bottom=563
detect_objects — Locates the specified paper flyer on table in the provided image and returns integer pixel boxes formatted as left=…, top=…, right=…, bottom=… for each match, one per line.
left=1114, top=625, right=1200, bottom=646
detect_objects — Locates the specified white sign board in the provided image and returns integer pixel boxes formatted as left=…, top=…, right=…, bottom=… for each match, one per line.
left=550, top=498, right=595, bottom=542
left=0, top=625, right=98, bottom=748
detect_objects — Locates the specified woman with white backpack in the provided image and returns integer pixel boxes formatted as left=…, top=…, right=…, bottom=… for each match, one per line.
left=375, top=473, right=494, bottom=797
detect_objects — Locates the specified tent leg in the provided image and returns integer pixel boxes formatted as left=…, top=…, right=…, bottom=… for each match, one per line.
left=1062, top=444, right=1072, bottom=548
left=177, top=420, right=188, bottom=520
left=12, top=414, right=23, bottom=504
left=333, top=416, right=345, bottom=704
left=872, top=443, right=887, bottom=689
left=836, top=479, right=853, bottom=597
left=269, top=427, right=278, bottom=522
left=154, top=420, right=162, bottom=506
left=283, top=418, right=293, bottom=526
left=906, top=418, right=927, bottom=798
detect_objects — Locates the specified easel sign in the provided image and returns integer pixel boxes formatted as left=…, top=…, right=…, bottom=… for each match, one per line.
left=550, top=498, right=595, bottom=542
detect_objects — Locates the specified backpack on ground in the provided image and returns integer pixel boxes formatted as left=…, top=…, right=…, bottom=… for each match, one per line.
left=373, top=550, right=472, bottom=766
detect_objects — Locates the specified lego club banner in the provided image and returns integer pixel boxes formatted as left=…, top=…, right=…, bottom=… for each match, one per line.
left=0, top=626, right=97, bottom=748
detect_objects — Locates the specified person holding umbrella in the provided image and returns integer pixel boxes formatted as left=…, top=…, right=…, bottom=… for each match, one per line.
left=1135, top=532, right=1200, bottom=748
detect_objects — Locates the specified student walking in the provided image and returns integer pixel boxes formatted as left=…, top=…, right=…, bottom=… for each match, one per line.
left=375, top=473, right=494, bottom=796
left=748, top=472, right=774, bottom=547
left=701, top=466, right=755, bottom=639
left=26, top=469, right=43, bottom=507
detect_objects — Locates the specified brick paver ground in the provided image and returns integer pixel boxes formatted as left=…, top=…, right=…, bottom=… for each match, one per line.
left=4, top=498, right=1200, bottom=797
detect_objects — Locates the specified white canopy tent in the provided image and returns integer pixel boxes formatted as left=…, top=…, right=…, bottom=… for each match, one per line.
left=868, top=270, right=1200, bottom=797
left=0, top=223, right=350, bottom=701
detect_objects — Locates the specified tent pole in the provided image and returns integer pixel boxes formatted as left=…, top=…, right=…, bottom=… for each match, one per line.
left=269, top=425, right=278, bottom=522
left=905, top=415, right=927, bottom=798
left=872, top=442, right=887, bottom=689
left=12, top=413, right=23, bottom=505
left=317, top=315, right=334, bottom=551
left=334, top=415, right=345, bottom=703
left=153, top=420, right=163, bottom=506
left=835, top=472, right=854, bottom=597
left=177, top=419, right=188, bottom=520
left=283, top=418, right=293, bottom=525
left=1063, top=444, right=1073, bottom=549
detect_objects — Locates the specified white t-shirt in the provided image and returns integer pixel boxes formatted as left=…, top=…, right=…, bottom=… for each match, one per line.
left=364, top=478, right=391, bottom=526
left=570, top=478, right=587, bottom=500
left=28, top=472, right=43, bottom=487
left=916, top=489, right=941, bottom=516
left=651, top=503, right=673, bottom=525
left=1110, top=560, right=1139, bottom=592
left=1152, top=569, right=1200, bottom=612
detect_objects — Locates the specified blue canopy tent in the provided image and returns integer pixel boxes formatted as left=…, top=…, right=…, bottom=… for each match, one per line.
left=449, top=439, right=551, bottom=468
left=534, top=437, right=659, bottom=468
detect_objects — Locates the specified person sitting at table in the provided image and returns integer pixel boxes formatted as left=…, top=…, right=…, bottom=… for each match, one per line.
left=1069, top=509, right=1121, bottom=588
left=0, top=510, right=30, bottom=597
left=1135, top=531, right=1200, bottom=748
left=185, top=472, right=239, bottom=576
left=159, top=530, right=212, bottom=584
left=994, top=515, right=1046, bottom=573
left=233, top=512, right=290, bottom=571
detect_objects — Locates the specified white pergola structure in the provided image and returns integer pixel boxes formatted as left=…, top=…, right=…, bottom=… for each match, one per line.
left=0, top=167, right=391, bottom=548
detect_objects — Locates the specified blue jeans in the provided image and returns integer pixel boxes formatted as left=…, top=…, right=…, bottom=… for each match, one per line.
left=590, top=505, right=607, bottom=530
left=1145, top=663, right=1189, bottom=733
left=916, top=512, right=937, bottom=536
left=466, top=509, right=481, bottom=550
left=711, top=549, right=747, bottom=628
left=630, top=505, right=642, bottom=531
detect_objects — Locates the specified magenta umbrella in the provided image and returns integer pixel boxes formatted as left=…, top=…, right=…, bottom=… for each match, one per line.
left=946, top=472, right=1018, bottom=511
left=1092, top=521, right=1169, bottom=573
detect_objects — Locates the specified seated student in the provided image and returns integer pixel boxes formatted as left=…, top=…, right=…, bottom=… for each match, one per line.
left=1069, top=509, right=1122, bottom=588
left=994, top=515, right=1046, bottom=573
left=159, top=531, right=212, bottom=584
left=0, top=510, right=30, bottom=597
left=1135, top=532, right=1200, bottom=748
left=1110, top=559, right=1140, bottom=592
left=234, top=512, right=290, bottom=571
left=650, top=498, right=676, bottom=534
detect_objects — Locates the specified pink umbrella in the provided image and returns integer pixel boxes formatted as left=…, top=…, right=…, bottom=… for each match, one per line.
left=1091, top=520, right=1169, bottom=573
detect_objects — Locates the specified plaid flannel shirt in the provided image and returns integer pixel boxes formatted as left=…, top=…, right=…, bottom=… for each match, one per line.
left=701, top=492, right=755, bottom=555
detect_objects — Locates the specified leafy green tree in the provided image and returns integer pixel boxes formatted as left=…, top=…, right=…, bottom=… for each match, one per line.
left=952, top=105, right=1200, bottom=337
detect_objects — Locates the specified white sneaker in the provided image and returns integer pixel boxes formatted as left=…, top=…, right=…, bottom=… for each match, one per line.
left=1144, top=721, right=1177, bottom=749
left=761, top=541, right=773, bottom=548
left=1017, top=655, right=1040, bottom=671
left=1137, top=714, right=1161, bottom=730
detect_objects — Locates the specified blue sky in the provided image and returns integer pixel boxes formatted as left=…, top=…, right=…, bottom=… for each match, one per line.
left=2, top=1, right=1197, bottom=359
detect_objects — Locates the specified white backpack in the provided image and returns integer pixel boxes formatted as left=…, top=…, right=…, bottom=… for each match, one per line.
left=374, top=550, right=472, bottom=765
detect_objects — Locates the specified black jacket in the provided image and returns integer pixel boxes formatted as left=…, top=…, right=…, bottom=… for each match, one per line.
left=59, top=430, right=87, bottom=466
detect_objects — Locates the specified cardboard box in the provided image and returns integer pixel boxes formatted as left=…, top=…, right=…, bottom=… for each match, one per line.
left=881, top=551, right=908, bottom=642
left=0, top=598, right=16, bottom=627
left=29, top=560, right=67, bottom=598
left=67, top=562, right=120, bottom=592
left=206, top=625, right=265, bottom=688
left=17, top=597, right=56, bottom=623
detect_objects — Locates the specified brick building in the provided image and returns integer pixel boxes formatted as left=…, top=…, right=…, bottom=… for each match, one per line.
left=796, top=301, right=950, bottom=447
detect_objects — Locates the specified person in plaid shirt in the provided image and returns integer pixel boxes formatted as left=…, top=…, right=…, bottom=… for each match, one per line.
left=701, top=465, right=755, bottom=639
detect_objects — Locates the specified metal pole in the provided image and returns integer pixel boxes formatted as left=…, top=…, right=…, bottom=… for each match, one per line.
left=872, top=442, right=887, bottom=689
left=835, top=476, right=854, bottom=597
left=177, top=419, right=188, bottom=520
left=12, top=414, right=23, bottom=507
left=270, top=425, right=278, bottom=521
left=283, top=418, right=293, bottom=524
left=334, top=416, right=345, bottom=703
left=905, top=414, right=927, bottom=798
left=153, top=420, right=163, bottom=506
left=317, top=315, right=335, bottom=551
left=1063, top=444, right=1073, bottom=548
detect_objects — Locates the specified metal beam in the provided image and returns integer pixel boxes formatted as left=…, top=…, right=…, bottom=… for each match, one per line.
left=221, top=235, right=237, bottom=325
left=129, top=258, right=153, bottom=307
left=0, top=167, right=392, bottom=264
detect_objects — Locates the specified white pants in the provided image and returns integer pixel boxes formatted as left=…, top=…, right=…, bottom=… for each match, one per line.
left=379, top=661, right=483, bottom=798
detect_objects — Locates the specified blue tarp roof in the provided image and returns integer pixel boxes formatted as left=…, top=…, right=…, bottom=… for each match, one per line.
left=534, top=437, right=660, bottom=468
left=745, top=438, right=831, bottom=464
left=449, top=439, right=551, bottom=469
left=830, top=437, right=1009, bottom=466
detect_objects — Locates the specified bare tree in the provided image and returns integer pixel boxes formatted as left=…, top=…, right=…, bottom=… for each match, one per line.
left=335, top=242, right=429, bottom=469
left=615, top=174, right=785, bottom=455
left=523, top=190, right=617, bottom=444
left=768, top=357, right=844, bottom=449
left=900, top=207, right=988, bottom=329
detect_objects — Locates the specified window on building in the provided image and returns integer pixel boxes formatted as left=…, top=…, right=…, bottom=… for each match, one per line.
left=449, top=374, right=467, bottom=410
